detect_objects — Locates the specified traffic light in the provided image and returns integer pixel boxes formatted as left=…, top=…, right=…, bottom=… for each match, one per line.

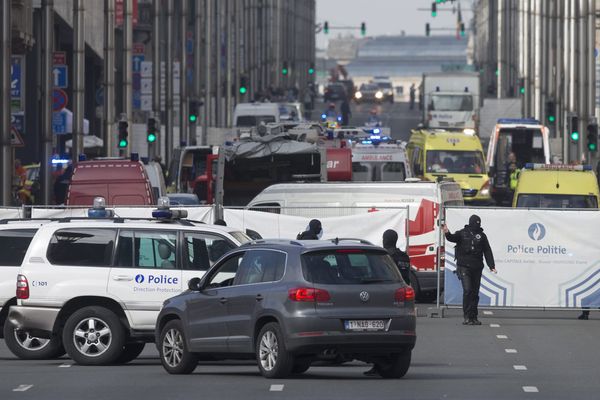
left=425, top=23, right=431, bottom=37
left=308, top=63, right=315, bottom=75
left=519, top=78, right=525, bottom=95
left=545, top=100, right=556, bottom=123
left=118, top=120, right=129, bottom=148
left=324, top=21, right=329, bottom=34
left=431, top=2, right=437, bottom=17
left=282, top=61, right=289, bottom=76
left=587, top=122, right=598, bottom=152
left=460, top=23, right=465, bottom=37
left=239, top=76, right=248, bottom=94
left=360, top=22, right=366, bottom=36
left=569, top=114, right=579, bottom=142
left=188, top=100, right=199, bottom=123
left=147, top=117, right=158, bottom=143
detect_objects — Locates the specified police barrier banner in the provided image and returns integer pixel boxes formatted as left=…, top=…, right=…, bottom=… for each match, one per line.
left=444, top=208, right=600, bottom=308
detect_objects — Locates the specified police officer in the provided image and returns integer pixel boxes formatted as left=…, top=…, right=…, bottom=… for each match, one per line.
left=442, top=215, right=496, bottom=325
left=382, top=229, right=411, bottom=285
left=297, top=219, right=323, bottom=240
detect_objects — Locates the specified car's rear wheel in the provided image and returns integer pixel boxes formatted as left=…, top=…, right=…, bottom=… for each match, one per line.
left=256, top=322, right=294, bottom=379
left=115, top=342, right=146, bottom=364
left=159, top=320, right=198, bottom=374
left=376, top=350, right=412, bottom=378
left=3, top=320, right=64, bottom=360
left=62, top=306, right=126, bottom=366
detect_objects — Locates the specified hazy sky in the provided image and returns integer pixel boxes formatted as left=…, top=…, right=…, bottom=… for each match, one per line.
left=316, top=0, right=474, bottom=48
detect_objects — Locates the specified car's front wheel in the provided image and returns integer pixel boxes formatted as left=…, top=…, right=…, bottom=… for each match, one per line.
left=376, top=350, right=412, bottom=378
left=3, top=320, right=64, bottom=360
left=62, top=306, right=126, bottom=365
left=256, top=322, right=294, bottom=379
left=159, top=320, right=198, bottom=374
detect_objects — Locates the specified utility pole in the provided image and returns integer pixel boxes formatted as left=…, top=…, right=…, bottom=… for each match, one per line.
left=180, top=0, right=188, bottom=146
left=151, top=0, right=160, bottom=159
left=122, top=0, right=133, bottom=157
left=192, top=0, right=202, bottom=146
left=103, top=0, right=115, bottom=157
left=216, top=0, right=222, bottom=127
left=203, top=0, right=212, bottom=145
left=166, top=0, right=174, bottom=163
left=72, top=0, right=85, bottom=161
left=1, top=0, right=11, bottom=205
left=41, top=0, right=54, bottom=204
left=225, top=0, right=232, bottom=127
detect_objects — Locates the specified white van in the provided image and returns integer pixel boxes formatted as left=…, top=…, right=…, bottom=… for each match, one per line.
left=247, top=181, right=464, bottom=298
left=233, top=103, right=280, bottom=127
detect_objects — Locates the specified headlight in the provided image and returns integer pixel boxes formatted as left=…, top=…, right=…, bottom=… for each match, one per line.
left=354, top=91, right=363, bottom=99
left=463, top=128, right=476, bottom=136
left=480, top=180, right=490, bottom=196
left=375, top=91, right=383, bottom=99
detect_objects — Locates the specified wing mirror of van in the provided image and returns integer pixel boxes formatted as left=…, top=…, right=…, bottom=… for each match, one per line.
left=188, top=277, right=202, bottom=292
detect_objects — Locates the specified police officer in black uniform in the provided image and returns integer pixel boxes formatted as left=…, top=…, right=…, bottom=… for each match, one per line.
left=382, top=229, right=411, bottom=285
left=297, top=219, right=322, bottom=240
left=443, top=215, right=496, bottom=326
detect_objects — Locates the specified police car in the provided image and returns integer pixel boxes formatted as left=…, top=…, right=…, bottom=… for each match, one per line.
left=8, top=197, right=250, bottom=365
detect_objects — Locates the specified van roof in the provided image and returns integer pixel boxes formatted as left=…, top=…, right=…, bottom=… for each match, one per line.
left=517, top=169, right=600, bottom=196
left=234, top=102, right=279, bottom=112
left=258, top=181, right=444, bottom=194
left=72, top=160, right=147, bottom=182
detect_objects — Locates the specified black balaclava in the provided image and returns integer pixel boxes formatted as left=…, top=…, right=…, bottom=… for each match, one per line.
left=309, top=219, right=322, bottom=234
left=468, top=214, right=481, bottom=229
left=382, top=229, right=398, bottom=249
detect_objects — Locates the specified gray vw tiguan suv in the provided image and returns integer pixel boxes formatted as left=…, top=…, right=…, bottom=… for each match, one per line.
left=155, top=239, right=416, bottom=378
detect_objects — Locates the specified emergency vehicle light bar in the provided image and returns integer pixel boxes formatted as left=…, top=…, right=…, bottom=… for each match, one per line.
left=524, top=163, right=592, bottom=171
left=497, top=118, right=541, bottom=125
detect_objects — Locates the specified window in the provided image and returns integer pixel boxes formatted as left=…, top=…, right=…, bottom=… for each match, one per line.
left=206, top=252, right=245, bottom=287
left=411, top=147, right=423, bottom=176
left=115, top=230, right=177, bottom=269
left=431, top=94, right=473, bottom=111
left=236, top=250, right=286, bottom=285
left=381, top=162, right=406, bottom=181
left=516, top=194, right=598, bottom=209
left=183, top=232, right=237, bottom=271
left=302, top=250, right=401, bottom=285
left=426, top=150, right=485, bottom=174
left=0, top=229, right=37, bottom=266
left=249, top=202, right=281, bottom=214
left=236, top=115, right=276, bottom=127
left=47, top=229, right=116, bottom=267
left=352, top=163, right=372, bottom=181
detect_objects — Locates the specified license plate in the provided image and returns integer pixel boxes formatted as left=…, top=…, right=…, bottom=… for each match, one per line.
left=344, top=320, right=386, bottom=331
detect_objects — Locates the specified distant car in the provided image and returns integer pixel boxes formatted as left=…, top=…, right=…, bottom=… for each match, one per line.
left=324, top=83, right=347, bottom=102
left=166, top=193, right=201, bottom=206
left=156, top=239, right=416, bottom=378
left=374, top=81, right=394, bottom=103
left=354, top=83, right=384, bottom=103
left=278, top=102, right=304, bottom=122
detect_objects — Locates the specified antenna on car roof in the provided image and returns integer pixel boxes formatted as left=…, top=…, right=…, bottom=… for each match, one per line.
left=333, top=237, right=339, bottom=245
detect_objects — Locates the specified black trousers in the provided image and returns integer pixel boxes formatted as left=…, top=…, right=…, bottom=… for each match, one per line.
left=458, top=266, right=482, bottom=319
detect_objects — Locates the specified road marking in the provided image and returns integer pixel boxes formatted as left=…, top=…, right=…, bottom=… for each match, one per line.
left=270, top=384, right=284, bottom=392
left=496, top=334, right=508, bottom=339
left=523, top=386, right=539, bottom=393
left=514, top=365, right=528, bottom=370
left=58, top=363, right=72, bottom=368
left=490, top=323, right=501, bottom=328
left=505, top=348, right=518, bottom=353
left=483, top=311, right=493, bottom=315
left=13, top=385, right=33, bottom=392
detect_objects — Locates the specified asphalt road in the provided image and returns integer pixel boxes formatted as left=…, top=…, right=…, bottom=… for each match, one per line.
left=349, top=100, right=422, bottom=142
left=1, top=305, right=597, bottom=400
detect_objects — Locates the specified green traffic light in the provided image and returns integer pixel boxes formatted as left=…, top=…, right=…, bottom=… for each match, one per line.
left=189, top=114, right=197, bottom=123
left=239, top=86, right=247, bottom=94
left=548, top=115, right=555, bottom=123
left=282, top=68, right=288, bottom=75
left=571, top=131, right=579, bottom=141
left=147, top=133, right=157, bottom=143
left=308, top=68, right=314, bottom=75
left=431, top=11, right=437, bottom=17
left=589, top=143, right=597, bottom=151
left=520, top=87, right=525, bottom=94
left=118, top=139, right=128, bottom=148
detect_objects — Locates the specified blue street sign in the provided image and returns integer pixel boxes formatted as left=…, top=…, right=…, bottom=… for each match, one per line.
left=133, top=91, right=141, bottom=109
left=11, top=57, right=22, bottom=99
left=11, top=113, right=24, bottom=133
left=52, top=111, right=68, bottom=135
left=52, top=65, right=68, bottom=88
left=52, top=89, right=68, bottom=112
left=133, top=55, right=145, bottom=73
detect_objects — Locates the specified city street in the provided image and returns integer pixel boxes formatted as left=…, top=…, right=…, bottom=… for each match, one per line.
left=1, top=305, right=597, bottom=400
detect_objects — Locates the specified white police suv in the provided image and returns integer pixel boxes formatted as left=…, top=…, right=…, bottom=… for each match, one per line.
left=8, top=197, right=250, bottom=365
left=0, top=219, right=67, bottom=359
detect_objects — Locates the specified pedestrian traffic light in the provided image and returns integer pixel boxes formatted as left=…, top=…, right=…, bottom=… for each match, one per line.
left=282, top=61, right=289, bottom=76
left=545, top=100, right=556, bottom=123
left=146, top=117, right=158, bottom=143
left=460, top=23, right=465, bottom=37
left=569, top=114, right=579, bottom=142
left=360, top=22, right=366, bottom=36
left=425, top=23, right=431, bottom=37
left=308, top=63, right=315, bottom=75
left=587, top=122, right=598, bottom=152
left=431, top=2, right=437, bottom=17
left=324, top=21, right=329, bottom=34
left=239, top=76, right=248, bottom=94
left=188, top=100, right=199, bottom=123
left=118, top=120, right=129, bottom=148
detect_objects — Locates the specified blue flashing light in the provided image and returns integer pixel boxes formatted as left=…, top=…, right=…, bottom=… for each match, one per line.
left=337, top=116, right=342, bottom=122
left=87, top=208, right=114, bottom=218
left=51, top=159, right=70, bottom=165
left=525, top=163, right=534, bottom=169
left=78, top=154, right=87, bottom=162
left=497, top=118, right=540, bottom=125
left=373, top=128, right=381, bottom=134
left=152, top=209, right=174, bottom=219
left=370, top=135, right=381, bottom=140
left=321, top=113, right=327, bottom=119
left=361, top=140, right=373, bottom=144
left=583, top=165, right=592, bottom=171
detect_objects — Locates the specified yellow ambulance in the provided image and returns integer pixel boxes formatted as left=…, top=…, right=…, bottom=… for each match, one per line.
left=512, top=164, right=600, bottom=208
left=407, top=128, right=492, bottom=204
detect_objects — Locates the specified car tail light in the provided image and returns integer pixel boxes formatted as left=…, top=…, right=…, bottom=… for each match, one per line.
left=395, top=286, right=415, bottom=302
left=16, top=274, right=29, bottom=300
left=288, top=287, right=331, bottom=302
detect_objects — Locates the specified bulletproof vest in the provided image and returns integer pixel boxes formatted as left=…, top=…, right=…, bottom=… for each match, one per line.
left=459, top=229, right=484, bottom=255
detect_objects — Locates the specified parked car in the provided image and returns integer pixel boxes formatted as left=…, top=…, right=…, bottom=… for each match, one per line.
left=156, top=239, right=416, bottom=378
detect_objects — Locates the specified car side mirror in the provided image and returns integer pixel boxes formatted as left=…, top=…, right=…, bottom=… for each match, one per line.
left=188, top=277, right=202, bottom=292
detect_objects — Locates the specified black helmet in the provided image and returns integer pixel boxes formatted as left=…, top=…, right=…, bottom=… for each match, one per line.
left=468, top=214, right=481, bottom=228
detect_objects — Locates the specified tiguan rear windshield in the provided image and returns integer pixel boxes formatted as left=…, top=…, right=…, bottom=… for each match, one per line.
left=301, top=249, right=402, bottom=285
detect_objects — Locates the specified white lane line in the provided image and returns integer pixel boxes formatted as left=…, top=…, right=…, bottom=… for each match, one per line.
left=496, top=334, right=508, bottom=339
left=13, top=385, right=34, bottom=392
left=514, top=365, right=528, bottom=370
left=483, top=311, right=493, bottom=315
left=490, top=323, right=501, bottom=328
left=270, top=384, right=284, bottom=392
left=505, top=348, right=518, bottom=353
left=523, top=386, right=539, bottom=393
left=58, top=363, right=72, bottom=368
